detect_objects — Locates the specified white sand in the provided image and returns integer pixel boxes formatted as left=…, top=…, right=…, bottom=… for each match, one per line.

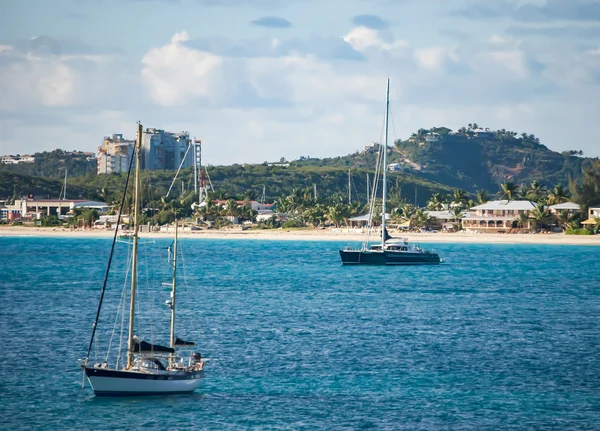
left=1, top=226, right=599, bottom=245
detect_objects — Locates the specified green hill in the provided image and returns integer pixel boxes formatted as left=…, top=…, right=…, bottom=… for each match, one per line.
left=294, top=126, right=595, bottom=193
left=3, top=165, right=452, bottom=208
left=2, top=125, right=596, bottom=203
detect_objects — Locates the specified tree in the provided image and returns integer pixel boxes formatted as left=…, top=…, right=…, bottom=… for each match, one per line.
left=426, top=193, right=445, bottom=211
left=524, top=180, right=546, bottom=203
left=569, top=160, right=600, bottom=211
left=529, top=205, right=552, bottom=230
left=476, top=190, right=490, bottom=205
left=498, top=182, right=519, bottom=201
left=451, top=189, right=469, bottom=208
left=547, top=184, right=570, bottom=205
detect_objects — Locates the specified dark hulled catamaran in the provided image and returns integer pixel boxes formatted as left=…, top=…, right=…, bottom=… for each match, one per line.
left=339, top=80, right=441, bottom=266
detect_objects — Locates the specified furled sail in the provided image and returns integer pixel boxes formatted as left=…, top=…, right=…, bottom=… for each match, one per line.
left=383, top=227, right=393, bottom=243
left=133, top=338, right=175, bottom=354
left=175, top=337, right=195, bottom=346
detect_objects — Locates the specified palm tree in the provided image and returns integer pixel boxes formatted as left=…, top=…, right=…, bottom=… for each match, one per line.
left=498, top=182, right=519, bottom=201
left=326, top=203, right=346, bottom=228
left=451, top=206, right=464, bottom=230
left=476, top=190, right=490, bottom=205
left=451, top=189, right=469, bottom=208
left=556, top=210, right=571, bottom=231
left=410, top=209, right=432, bottom=229
left=524, top=180, right=546, bottom=203
left=547, top=184, right=570, bottom=205
left=516, top=213, right=529, bottom=230
left=426, top=193, right=445, bottom=211
left=529, top=204, right=552, bottom=230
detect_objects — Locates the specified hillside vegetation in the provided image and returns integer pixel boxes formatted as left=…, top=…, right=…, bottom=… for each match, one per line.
left=2, top=124, right=596, bottom=203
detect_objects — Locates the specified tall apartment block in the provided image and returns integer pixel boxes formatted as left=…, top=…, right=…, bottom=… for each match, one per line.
left=97, top=134, right=135, bottom=174
left=141, top=128, right=193, bottom=171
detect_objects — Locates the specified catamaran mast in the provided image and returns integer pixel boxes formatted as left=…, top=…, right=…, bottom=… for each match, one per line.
left=381, top=79, right=390, bottom=245
left=169, top=219, right=179, bottom=366
left=366, top=173, right=370, bottom=206
left=126, top=122, right=143, bottom=370
left=348, top=169, right=351, bottom=205
left=63, top=169, right=67, bottom=200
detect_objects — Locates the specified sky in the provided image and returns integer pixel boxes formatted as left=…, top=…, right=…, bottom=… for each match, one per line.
left=1, top=0, right=599, bottom=165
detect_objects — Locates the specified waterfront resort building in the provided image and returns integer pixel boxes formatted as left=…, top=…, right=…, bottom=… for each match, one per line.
left=462, top=200, right=538, bottom=233
left=0, top=198, right=108, bottom=221
left=97, top=134, right=135, bottom=174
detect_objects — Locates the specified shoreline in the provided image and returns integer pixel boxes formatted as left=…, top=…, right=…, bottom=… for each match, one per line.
left=1, top=226, right=599, bottom=245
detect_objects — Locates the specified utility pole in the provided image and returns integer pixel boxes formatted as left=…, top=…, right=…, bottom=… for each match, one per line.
left=414, top=185, right=418, bottom=206
left=313, top=184, right=317, bottom=201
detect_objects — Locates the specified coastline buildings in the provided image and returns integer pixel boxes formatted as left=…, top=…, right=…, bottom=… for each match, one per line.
left=0, top=198, right=108, bottom=221
left=141, top=128, right=193, bottom=171
left=97, top=129, right=194, bottom=173
left=461, top=200, right=538, bottom=233
left=97, top=134, right=135, bottom=174
left=1, top=155, right=35, bottom=164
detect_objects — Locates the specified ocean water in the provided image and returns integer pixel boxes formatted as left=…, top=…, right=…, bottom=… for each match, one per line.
left=1, top=236, right=599, bottom=430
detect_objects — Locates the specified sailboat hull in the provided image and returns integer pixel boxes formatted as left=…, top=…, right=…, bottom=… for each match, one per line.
left=85, top=367, right=204, bottom=396
left=339, top=250, right=441, bottom=265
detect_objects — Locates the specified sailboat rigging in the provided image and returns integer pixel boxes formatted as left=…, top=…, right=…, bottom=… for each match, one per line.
left=79, top=123, right=205, bottom=396
left=339, top=80, right=441, bottom=266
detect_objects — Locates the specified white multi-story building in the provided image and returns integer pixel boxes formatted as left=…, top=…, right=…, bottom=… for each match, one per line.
left=1, top=155, right=35, bottom=164
left=97, top=134, right=135, bottom=174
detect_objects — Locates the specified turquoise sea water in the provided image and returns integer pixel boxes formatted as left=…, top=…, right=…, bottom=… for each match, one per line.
left=1, top=236, right=599, bottom=430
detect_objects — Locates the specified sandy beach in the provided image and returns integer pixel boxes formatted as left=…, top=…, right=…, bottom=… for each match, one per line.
left=1, top=226, right=599, bottom=245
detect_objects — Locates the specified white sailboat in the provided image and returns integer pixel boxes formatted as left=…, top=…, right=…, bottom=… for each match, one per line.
left=79, top=123, right=204, bottom=396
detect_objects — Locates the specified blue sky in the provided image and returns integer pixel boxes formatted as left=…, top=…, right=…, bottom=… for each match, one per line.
left=1, top=0, right=599, bottom=165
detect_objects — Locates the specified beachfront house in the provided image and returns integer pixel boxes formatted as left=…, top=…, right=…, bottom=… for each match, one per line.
left=582, top=206, right=600, bottom=227
left=425, top=210, right=467, bottom=231
left=462, top=200, right=537, bottom=233
left=547, top=202, right=581, bottom=215
left=348, top=213, right=391, bottom=228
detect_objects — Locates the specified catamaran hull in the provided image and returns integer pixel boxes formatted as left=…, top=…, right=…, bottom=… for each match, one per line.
left=84, top=367, right=204, bottom=396
left=339, top=250, right=441, bottom=265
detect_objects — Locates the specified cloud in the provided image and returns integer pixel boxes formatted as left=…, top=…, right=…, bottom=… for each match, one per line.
left=250, top=16, right=292, bottom=28
left=183, top=34, right=365, bottom=61
left=3, top=23, right=600, bottom=161
left=506, top=24, right=600, bottom=39
left=413, top=47, right=460, bottom=72
left=454, top=0, right=600, bottom=22
left=352, top=14, right=388, bottom=30
left=343, top=26, right=408, bottom=52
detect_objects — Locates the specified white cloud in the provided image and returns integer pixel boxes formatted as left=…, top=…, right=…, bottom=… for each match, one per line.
left=490, top=34, right=511, bottom=44
left=343, top=26, right=408, bottom=52
left=3, top=23, right=600, bottom=162
left=141, top=33, right=224, bottom=106
left=0, top=50, right=78, bottom=108
left=413, top=47, right=459, bottom=71
left=485, top=50, right=529, bottom=78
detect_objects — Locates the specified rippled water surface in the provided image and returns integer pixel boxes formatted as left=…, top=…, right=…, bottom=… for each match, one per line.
left=1, top=236, right=599, bottom=430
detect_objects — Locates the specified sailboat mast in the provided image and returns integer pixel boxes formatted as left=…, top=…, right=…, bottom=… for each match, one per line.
left=381, top=79, right=390, bottom=244
left=169, top=219, right=179, bottom=366
left=63, top=169, right=67, bottom=200
left=348, top=169, right=351, bottom=205
left=366, top=173, right=370, bottom=205
left=126, top=122, right=143, bottom=370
